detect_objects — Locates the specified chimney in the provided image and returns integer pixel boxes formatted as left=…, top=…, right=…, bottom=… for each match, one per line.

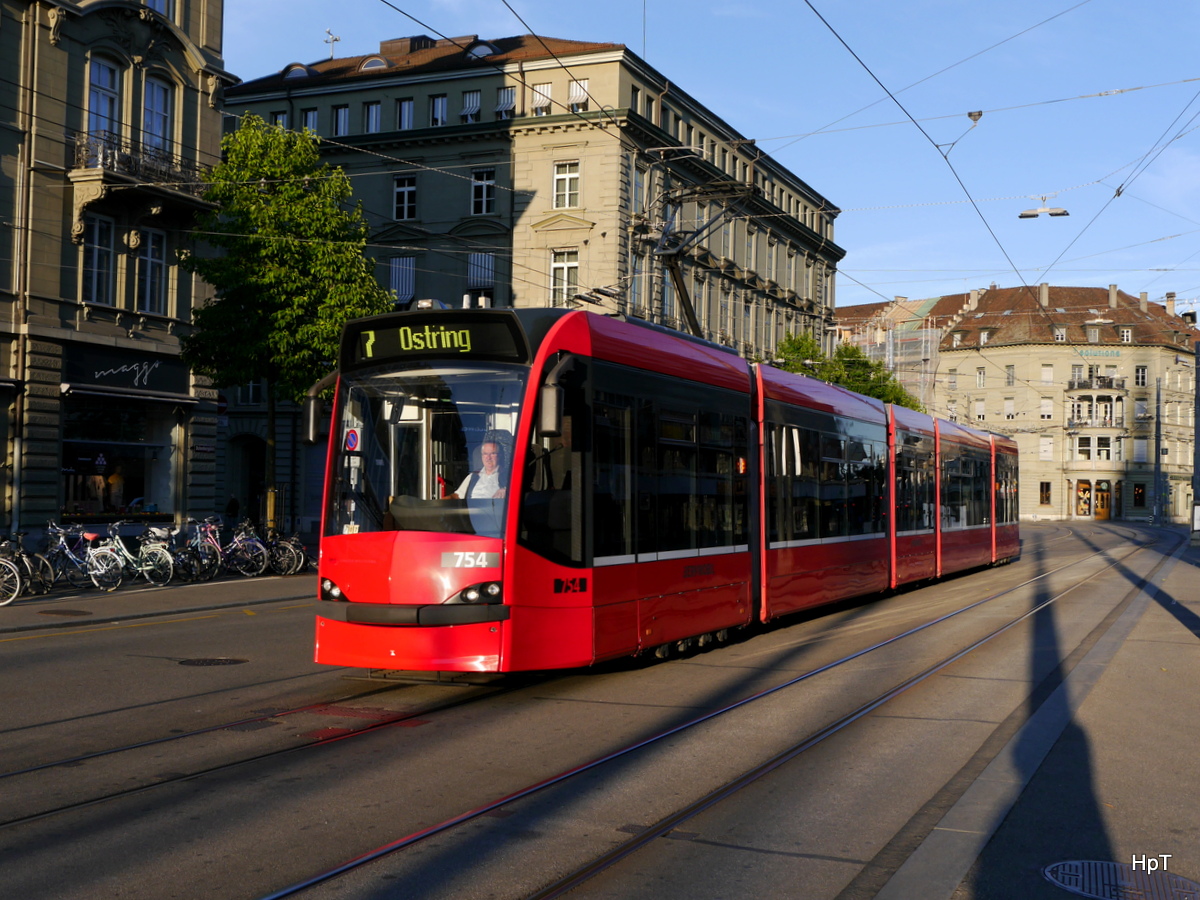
left=968, top=290, right=979, bottom=311
left=1108, top=284, right=1118, bottom=309
left=1166, top=292, right=1176, bottom=317
left=1039, top=283, right=1049, bottom=307
left=1140, top=292, right=1148, bottom=313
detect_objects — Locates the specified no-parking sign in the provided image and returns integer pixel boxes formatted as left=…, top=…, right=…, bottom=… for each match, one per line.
left=344, top=428, right=360, bottom=452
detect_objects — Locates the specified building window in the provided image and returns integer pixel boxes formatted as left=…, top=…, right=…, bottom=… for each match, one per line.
left=1075, top=436, right=1092, bottom=461
left=1133, top=483, right=1146, bottom=506
left=1088, top=326, right=1100, bottom=343
left=471, top=168, right=495, bottom=215
left=976, top=367, right=986, bottom=388
left=948, top=368, right=957, bottom=390
left=553, top=161, right=579, bottom=208
left=144, top=0, right=171, bottom=14
left=550, top=249, right=578, bottom=305
left=393, top=175, right=416, bottom=220
left=467, top=252, right=495, bottom=290
left=630, top=85, right=640, bottom=114
left=1039, top=437, right=1053, bottom=461
left=951, top=332, right=962, bottom=348
left=430, top=95, right=447, bottom=127
left=979, top=330, right=990, bottom=345
left=973, top=399, right=985, bottom=421
left=396, top=99, right=413, bottom=130
left=364, top=101, right=381, bottom=133
left=532, top=83, right=552, bottom=116
left=89, top=59, right=120, bottom=139
left=1135, top=365, right=1147, bottom=387
left=136, top=229, right=167, bottom=315
left=301, top=108, right=318, bottom=131
left=1097, top=436, right=1112, bottom=461
left=389, top=257, right=415, bottom=304
left=1040, top=482, right=1052, bottom=505
left=1041, top=397, right=1053, bottom=420
left=460, top=90, right=481, bottom=124
left=270, top=111, right=288, bottom=128
left=1004, top=397, right=1015, bottom=419
left=1072, top=364, right=1084, bottom=383
left=1121, top=327, right=1132, bottom=343
left=495, top=86, right=515, bottom=120
left=947, top=399, right=957, bottom=421
left=1133, top=439, right=1148, bottom=463
left=332, top=105, right=349, bottom=136
left=1041, top=364, right=1053, bottom=384
left=632, top=165, right=646, bottom=213
left=568, top=79, right=589, bottom=113
left=629, top=251, right=643, bottom=315
left=142, top=77, right=172, bottom=152
left=81, top=214, right=115, bottom=306
left=1005, top=364, right=1015, bottom=386
left=1054, top=325, right=1066, bottom=341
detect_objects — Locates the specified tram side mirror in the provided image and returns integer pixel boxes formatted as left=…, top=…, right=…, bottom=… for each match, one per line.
left=539, top=384, right=563, bottom=437
left=303, top=395, right=323, bottom=445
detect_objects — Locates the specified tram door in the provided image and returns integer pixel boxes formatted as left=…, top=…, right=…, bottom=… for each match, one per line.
left=1095, top=480, right=1111, bottom=521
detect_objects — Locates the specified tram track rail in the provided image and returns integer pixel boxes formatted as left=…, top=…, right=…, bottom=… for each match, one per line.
left=256, top=526, right=1176, bottom=900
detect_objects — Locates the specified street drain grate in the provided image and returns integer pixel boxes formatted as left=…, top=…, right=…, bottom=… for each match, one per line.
left=178, top=658, right=249, bottom=666
left=37, top=609, right=93, bottom=617
left=1044, top=861, right=1200, bottom=899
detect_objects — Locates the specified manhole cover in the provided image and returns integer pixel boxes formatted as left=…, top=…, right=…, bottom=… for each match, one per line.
left=37, top=609, right=93, bottom=617
left=1044, top=860, right=1200, bottom=899
left=178, top=658, right=249, bottom=667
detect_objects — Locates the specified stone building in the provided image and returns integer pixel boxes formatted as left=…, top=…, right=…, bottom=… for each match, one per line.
left=0, top=0, right=235, bottom=531
left=836, top=284, right=1199, bottom=523
left=224, top=33, right=845, bottom=359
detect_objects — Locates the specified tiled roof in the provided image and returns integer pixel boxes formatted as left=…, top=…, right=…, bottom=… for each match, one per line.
left=837, top=285, right=1199, bottom=351
left=229, top=35, right=626, bottom=95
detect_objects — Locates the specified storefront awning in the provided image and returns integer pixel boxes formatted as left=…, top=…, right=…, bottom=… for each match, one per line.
left=60, top=383, right=198, bottom=404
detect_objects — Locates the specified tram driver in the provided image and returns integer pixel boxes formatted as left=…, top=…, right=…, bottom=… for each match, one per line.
left=448, top=439, right=507, bottom=500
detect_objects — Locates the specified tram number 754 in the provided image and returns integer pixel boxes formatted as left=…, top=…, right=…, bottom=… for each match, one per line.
left=441, top=552, right=500, bottom=569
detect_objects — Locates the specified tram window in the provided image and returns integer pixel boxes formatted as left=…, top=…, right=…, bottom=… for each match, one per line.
left=819, top=433, right=847, bottom=538
left=593, top=393, right=634, bottom=560
left=519, top=357, right=590, bottom=566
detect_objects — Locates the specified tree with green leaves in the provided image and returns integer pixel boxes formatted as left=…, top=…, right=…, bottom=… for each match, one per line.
left=775, top=332, right=924, bottom=411
left=180, top=114, right=392, bottom=524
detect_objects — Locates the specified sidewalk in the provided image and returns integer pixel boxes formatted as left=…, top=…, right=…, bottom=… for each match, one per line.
left=0, top=571, right=317, bottom=634
left=879, top=532, right=1200, bottom=899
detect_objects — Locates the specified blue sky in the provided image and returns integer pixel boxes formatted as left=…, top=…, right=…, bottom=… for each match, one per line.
left=223, top=0, right=1200, bottom=311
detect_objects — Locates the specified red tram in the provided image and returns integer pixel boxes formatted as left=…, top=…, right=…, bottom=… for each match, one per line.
left=313, top=308, right=1019, bottom=672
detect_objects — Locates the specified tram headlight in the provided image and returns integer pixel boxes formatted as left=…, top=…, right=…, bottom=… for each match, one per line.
left=452, top=581, right=503, bottom=604
left=321, top=578, right=345, bottom=601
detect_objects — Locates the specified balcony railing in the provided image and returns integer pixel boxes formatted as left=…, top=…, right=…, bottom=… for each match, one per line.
left=73, top=131, right=208, bottom=198
left=1067, top=376, right=1127, bottom=391
left=1066, top=416, right=1125, bottom=428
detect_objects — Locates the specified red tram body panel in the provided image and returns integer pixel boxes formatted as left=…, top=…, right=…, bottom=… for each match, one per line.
left=313, top=308, right=1019, bottom=672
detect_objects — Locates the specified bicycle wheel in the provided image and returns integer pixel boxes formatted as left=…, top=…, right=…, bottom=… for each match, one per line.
left=195, top=543, right=221, bottom=581
left=0, top=557, right=21, bottom=605
left=23, top=553, right=54, bottom=595
left=140, top=547, right=174, bottom=586
left=172, top=548, right=199, bottom=583
left=49, top=549, right=92, bottom=589
left=227, top=541, right=267, bottom=577
left=88, top=549, right=124, bottom=592
left=268, top=542, right=300, bottom=575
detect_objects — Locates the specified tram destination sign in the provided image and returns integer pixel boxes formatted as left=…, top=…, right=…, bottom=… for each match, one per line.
left=344, top=312, right=529, bottom=367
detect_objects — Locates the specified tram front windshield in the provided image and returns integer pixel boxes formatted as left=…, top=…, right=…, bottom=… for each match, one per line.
left=326, top=362, right=527, bottom=538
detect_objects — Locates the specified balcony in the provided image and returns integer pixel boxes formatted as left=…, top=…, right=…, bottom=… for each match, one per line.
left=1066, top=416, right=1125, bottom=428
left=73, top=131, right=209, bottom=198
left=1067, top=376, right=1127, bottom=391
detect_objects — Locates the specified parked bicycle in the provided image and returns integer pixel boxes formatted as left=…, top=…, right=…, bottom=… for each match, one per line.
left=45, top=521, right=98, bottom=589
left=87, top=522, right=175, bottom=591
left=0, top=532, right=53, bottom=595
left=222, top=518, right=269, bottom=577
left=0, top=554, right=24, bottom=605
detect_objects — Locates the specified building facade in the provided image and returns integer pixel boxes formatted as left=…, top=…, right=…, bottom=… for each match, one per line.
left=0, top=0, right=235, bottom=531
left=224, top=33, right=845, bottom=360
left=836, top=285, right=1199, bottom=524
